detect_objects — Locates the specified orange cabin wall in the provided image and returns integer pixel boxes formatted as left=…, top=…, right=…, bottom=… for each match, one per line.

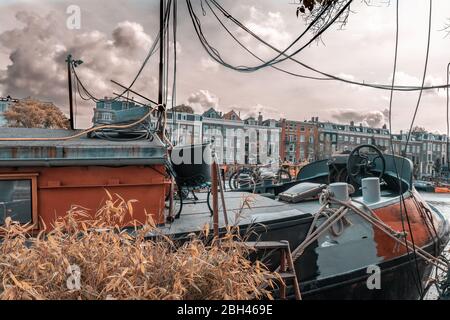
left=372, top=195, right=435, bottom=259
left=0, top=165, right=169, bottom=230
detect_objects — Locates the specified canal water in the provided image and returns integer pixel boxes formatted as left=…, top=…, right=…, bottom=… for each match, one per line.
left=419, top=192, right=450, bottom=300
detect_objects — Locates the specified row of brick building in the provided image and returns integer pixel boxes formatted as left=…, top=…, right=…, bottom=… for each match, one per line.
left=1, top=96, right=448, bottom=179
left=160, top=104, right=448, bottom=179
left=279, top=117, right=448, bottom=178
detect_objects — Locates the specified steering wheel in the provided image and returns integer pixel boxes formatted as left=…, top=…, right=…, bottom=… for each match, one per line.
left=347, top=145, right=386, bottom=186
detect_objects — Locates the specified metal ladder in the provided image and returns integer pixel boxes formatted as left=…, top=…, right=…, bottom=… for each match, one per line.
left=243, top=240, right=302, bottom=300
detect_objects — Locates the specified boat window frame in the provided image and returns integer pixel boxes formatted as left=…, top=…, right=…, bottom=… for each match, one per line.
left=0, top=173, right=39, bottom=229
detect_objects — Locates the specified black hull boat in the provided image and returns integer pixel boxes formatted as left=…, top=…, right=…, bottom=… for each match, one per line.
left=162, top=145, right=450, bottom=300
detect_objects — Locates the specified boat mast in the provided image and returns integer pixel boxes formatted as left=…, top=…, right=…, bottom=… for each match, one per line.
left=157, top=0, right=165, bottom=138
left=66, top=54, right=75, bottom=130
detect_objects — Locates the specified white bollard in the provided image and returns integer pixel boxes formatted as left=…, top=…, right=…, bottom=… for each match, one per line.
left=329, top=183, right=350, bottom=203
left=362, top=177, right=381, bottom=204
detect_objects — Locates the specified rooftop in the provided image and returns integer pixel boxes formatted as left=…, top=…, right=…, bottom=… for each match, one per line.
left=0, top=128, right=167, bottom=167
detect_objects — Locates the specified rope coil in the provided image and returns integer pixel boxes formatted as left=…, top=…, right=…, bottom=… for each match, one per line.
left=290, top=189, right=449, bottom=275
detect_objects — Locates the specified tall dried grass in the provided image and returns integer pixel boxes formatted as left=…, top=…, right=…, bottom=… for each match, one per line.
left=0, top=191, right=274, bottom=300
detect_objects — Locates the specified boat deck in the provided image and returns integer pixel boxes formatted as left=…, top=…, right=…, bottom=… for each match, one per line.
left=158, top=188, right=406, bottom=237
left=158, top=191, right=319, bottom=236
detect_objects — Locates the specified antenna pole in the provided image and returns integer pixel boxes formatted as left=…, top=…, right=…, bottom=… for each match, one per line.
left=157, top=0, right=166, bottom=138
left=158, top=0, right=164, bottom=107
left=66, top=54, right=75, bottom=130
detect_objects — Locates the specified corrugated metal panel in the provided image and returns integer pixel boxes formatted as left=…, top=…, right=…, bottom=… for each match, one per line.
left=0, top=128, right=167, bottom=166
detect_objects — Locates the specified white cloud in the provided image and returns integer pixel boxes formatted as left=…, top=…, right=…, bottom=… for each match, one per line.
left=225, top=103, right=284, bottom=120
left=238, top=6, right=292, bottom=56
left=186, top=89, right=219, bottom=113
left=330, top=108, right=389, bottom=128
left=200, top=57, right=219, bottom=72
left=389, top=72, right=446, bottom=97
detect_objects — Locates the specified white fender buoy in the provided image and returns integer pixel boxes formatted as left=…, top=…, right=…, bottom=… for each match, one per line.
left=362, top=177, right=381, bottom=204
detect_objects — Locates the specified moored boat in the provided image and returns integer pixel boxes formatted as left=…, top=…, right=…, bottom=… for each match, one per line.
left=435, top=184, right=450, bottom=193
left=165, top=145, right=450, bottom=299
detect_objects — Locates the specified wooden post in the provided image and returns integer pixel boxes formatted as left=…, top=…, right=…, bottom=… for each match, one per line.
left=169, top=179, right=174, bottom=218
left=217, top=163, right=229, bottom=226
left=212, top=160, right=219, bottom=238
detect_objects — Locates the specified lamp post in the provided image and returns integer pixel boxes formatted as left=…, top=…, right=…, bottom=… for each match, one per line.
left=66, top=54, right=83, bottom=130
left=446, top=62, right=450, bottom=182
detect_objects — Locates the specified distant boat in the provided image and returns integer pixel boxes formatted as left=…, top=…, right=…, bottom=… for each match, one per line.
left=413, top=180, right=435, bottom=192
left=435, top=183, right=450, bottom=194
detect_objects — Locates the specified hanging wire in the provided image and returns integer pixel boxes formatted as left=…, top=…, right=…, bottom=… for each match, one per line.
left=71, top=0, right=173, bottom=104
left=447, top=62, right=450, bottom=184
left=386, top=0, right=424, bottom=298
left=171, top=0, right=178, bottom=145
left=186, top=0, right=346, bottom=72
left=203, top=0, right=330, bottom=81
left=205, top=0, right=450, bottom=92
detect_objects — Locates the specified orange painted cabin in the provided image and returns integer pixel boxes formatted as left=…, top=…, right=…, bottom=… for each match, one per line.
left=0, top=128, right=169, bottom=231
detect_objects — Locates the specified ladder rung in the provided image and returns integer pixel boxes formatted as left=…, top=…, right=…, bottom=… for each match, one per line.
left=242, top=241, right=290, bottom=250
left=266, top=272, right=297, bottom=281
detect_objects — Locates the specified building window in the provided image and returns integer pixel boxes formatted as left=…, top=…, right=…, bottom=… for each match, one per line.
left=0, top=102, right=8, bottom=113
left=300, top=135, right=305, bottom=142
left=0, top=174, right=38, bottom=227
left=100, top=112, right=113, bottom=121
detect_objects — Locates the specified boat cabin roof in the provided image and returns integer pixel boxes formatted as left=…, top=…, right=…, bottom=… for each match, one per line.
left=0, top=128, right=167, bottom=167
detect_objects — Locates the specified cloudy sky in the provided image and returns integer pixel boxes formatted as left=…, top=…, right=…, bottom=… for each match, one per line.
left=0, top=0, right=449, bottom=132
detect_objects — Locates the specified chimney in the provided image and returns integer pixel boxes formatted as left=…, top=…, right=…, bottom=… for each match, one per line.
left=258, top=112, right=263, bottom=125
left=311, top=117, right=314, bottom=122
left=350, top=121, right=355, bottom=127
left=315, top=117, right=319, bottom=122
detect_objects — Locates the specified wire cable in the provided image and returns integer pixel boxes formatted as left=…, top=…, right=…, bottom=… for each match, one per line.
left=71, top=0, right=173, bottom=103
left=447, top=62, right=450, bottom=183
left=187, top=0, right=348, bottom=72
left=171, top=0, right=178, bottom=144
left=203, top=0, right=331, bottom=81
left=0, top=105, right=160, bottom=142
left=207, top=0, right=450, bottom=92
left=386, top=0, right=424, bottom=297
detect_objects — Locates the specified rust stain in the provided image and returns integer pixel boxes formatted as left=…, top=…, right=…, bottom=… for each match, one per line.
left=373, top=195, right=435, bottom=260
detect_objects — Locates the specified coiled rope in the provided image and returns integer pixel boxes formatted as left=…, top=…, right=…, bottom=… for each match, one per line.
left=289, top=188, right=449, bottom=274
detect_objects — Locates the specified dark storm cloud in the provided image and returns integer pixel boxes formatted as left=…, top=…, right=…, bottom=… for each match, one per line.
left=0, top=10, right=157, bottom=125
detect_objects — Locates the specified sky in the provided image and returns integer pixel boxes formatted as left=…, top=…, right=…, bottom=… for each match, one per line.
left=0, top=0, right=450, bottom=132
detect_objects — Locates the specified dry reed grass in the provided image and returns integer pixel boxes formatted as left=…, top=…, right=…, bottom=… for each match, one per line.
left=0, top=191, right=274, bottom=300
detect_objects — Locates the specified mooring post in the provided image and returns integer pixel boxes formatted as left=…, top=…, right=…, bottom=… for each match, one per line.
left=217, top=162, right=229, bottom=226
left=212, top=160, right=219, bottom=238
